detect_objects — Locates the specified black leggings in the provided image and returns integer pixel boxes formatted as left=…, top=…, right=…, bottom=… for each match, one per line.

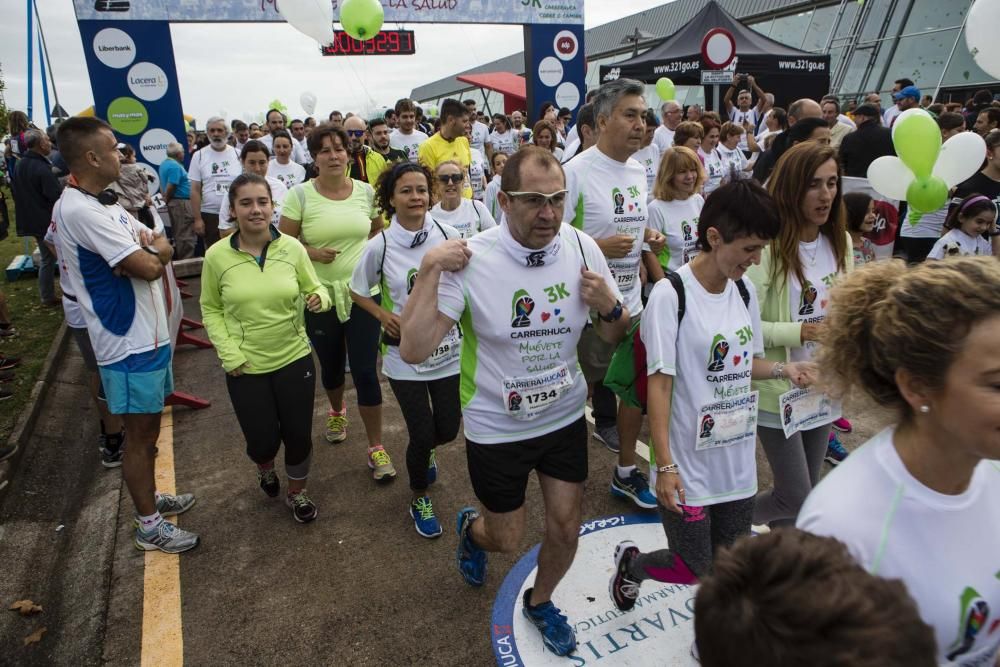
left=388, top=375, right=462, bottom=491
left=304, top=298, right=382, bottom=407
left=225, top=354, right=316, bottom=480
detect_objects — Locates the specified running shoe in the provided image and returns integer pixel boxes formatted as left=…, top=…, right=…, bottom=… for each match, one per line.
left=592, top=425, right=620, bottom=453
left=99, top=431, right=125, bottom=469
left=609, top=540, right=641, bottom=612
left=286, top=490, right=318, bottom=523
left=456, top=506, right=487, bottom=586
left=825, top=432, right=849, bottom=466
left=610, top=468, right=657, bottom=509
left=134, top=521, right=200, bottom=554
left=367, top=445, right=397, bottom=482
left=0, top=370, right=16, bottom=382
left=325, top=406, right=347, bottom=443
left=521, top=588, right=577, bottom=656
left=832, top=417, right=852, bottom=433
left=156, top=492, right=196, bottom=517
left=257, top=468, right=280, bottom=497
left=0, top=356, right=21, bottom=371
left=410, top=496, right=442, bottom=538
left=427, top=448, right=438, bottom=486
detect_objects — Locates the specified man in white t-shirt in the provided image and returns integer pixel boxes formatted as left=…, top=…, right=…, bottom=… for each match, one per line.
left=188, top=116, right=241, bottom=249
left=390, top=99, right=430, bottom=163
left=289, top=119, right=313, bottom=167
left=724, top=74, right=767, bottom=153
left=652, top=101, right=683, bottom=153
left=463, top=99, right=492, bottom=160
left=399, top=147, right=628, bottom=657
left=258, top=109, right=308, bottom=165
left=564, top=79, right=666, bottom=509
left=54, top=116, right=199, bottom=554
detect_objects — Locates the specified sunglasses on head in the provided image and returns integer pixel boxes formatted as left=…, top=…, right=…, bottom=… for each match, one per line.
left=438, top=174, right=464, bottom=184
left=346, top=129, right=366, bottom=138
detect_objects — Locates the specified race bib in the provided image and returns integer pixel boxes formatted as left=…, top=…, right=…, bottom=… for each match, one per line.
left=416, top=326, right=461, bottom=373
left=779, top=387, right=836, bottom=438
left=695, top=391, right=758, bottom=451
left=608, top=259, right=638, bottom=292
left=501, top=362, right=574, bottom=421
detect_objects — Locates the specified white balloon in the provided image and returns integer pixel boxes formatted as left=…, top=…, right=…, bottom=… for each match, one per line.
left=933, top=131, right=988, bottom=187
left=867, top=156, right=915, bottom=201
left=300, top=91, right=317, bottom=116
left=966, top=0, right=1000, bottom=80
left=278, top=0, right=334, bottom=46
left=891, top=107, right=933, bottom=141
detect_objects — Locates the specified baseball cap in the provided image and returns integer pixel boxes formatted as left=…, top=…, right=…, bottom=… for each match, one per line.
left=852, top=104, right=880, bottom=118
left=893, top=85, right=921, bottom=102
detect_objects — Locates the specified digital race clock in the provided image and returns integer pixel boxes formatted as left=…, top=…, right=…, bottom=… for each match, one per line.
left=321, top=30, right=416, bottom=56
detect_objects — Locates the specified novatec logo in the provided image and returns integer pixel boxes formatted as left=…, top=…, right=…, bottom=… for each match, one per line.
left=93, top=28, right=136, bottom=69
left=138, top=129, right=178, bottom=166
left=127, top=62, right=169, bottom=101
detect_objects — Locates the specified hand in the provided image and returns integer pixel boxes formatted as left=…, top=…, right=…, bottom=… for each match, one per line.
left=748, top=75, right=756, bottom=85
left=381, top=311, right=402, bottom=339
left=423, top=239, right=472, bottom=273
left=580, top=268, right=616, bottom=314
left=655, top=470, right=686, bottom=514
left=193, top=218, right=205, bottom=237
left=227, top=363, right=250, bottom=377
left=784, top=361, right=818, bottom=388
left=313, top=247, right=340, bottom=264
left=305, top=293, right=323, bottom=313
left=139, top=228, right=155, bottom=246
left=598, top=234, right=635, bottom=259
left=800, top=322, right=825, bottom=343
left=646, top=230, right=666, bottom=254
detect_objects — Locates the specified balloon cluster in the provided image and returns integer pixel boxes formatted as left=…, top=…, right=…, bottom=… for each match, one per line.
left=277, top=0, right=384, bottom=44
left=655, top=77, right=675, bottom=101
left=341, top=0, right=385, bottom=41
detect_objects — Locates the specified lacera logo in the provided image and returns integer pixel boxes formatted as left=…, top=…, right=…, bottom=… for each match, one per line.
left=707, top=334, right=729, bottom=372
left=511, top=289, right=534, bottom=328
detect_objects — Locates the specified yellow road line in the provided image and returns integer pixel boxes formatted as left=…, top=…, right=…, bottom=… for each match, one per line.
left=140, top=407, right=184, bottom=667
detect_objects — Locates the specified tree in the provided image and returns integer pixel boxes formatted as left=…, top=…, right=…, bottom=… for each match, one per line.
left=0, top=61, right=9, bottom=132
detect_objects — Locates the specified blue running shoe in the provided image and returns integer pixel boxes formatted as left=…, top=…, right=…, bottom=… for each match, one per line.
left=610, top=468, right=657, bottom=509
left=427, top=448, right=438, bottom=486
left=410, top=496, right=442, bottom=538
left=521, top=588, right=577, bottom=656
left=825, top=432, right=849, bottom=466
left=456, top=506, right=487, bottom=586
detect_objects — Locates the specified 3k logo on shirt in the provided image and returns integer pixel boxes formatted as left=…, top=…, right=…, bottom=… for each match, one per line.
left=946, top=586, right=994, bottom=661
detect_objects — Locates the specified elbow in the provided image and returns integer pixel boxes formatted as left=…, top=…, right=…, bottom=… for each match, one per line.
left=398, top=343, right=420, bottom=365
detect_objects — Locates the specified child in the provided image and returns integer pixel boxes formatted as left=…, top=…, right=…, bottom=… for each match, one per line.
left=927, top=193, right=997, bottom=259
left=844, top=192, right=877, bottom=266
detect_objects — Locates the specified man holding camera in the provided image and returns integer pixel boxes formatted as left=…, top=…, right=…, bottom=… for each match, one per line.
left=724, top=74, right=767, bottom=154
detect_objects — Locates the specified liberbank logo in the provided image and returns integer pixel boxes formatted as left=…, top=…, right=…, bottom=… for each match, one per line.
left=93, top=28, right=136, bottom=69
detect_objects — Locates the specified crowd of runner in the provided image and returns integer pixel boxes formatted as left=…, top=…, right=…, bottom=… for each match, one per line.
left=3, top=72, right=1000, bottom=665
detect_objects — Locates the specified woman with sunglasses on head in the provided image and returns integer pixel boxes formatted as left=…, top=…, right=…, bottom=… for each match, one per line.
left=350, top=162, right=463, bottom=538
left=430, top=161, right=496, bottom=240
left=266, top=129, right=306, bottom=190
left=279, top=124, right=397, bottom=483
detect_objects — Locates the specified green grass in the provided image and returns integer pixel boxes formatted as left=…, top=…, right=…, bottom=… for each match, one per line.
left=0, top=185, right=66, bottom=443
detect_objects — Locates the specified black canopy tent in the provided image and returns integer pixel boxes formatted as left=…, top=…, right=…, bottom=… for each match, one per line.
left=599, top=1, right=830, bottom=111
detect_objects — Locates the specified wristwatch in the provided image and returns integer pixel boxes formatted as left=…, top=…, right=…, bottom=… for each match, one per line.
left=598, top=300, right=623, bottom=323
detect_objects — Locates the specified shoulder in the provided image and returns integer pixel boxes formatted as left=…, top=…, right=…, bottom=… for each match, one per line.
left=438, top=222, right=462, bottom=240
left=355, top=180, right=375, bottom=199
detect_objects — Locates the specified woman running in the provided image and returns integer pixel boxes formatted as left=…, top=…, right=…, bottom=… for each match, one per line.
left=483, top=152, right=507, bottom=222
left=531, top=120, right=565, bottom=163
left=267, top=129, right=306, bottom=190
left=201, top=174, right=331, bottom=523
left=643, top=146, right=705, bottom=284
left=927, top=193, right=998, bottom=259
left=429, top=161, right=496, bottom=240
left=699, top=119, right=725, bottom=197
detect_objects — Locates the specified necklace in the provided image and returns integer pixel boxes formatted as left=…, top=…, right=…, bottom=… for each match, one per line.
left=801, top=236, right=820, bottom=266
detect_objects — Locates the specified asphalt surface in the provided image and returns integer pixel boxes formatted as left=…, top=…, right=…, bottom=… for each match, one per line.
left=0, top=277, right=890, bottom=666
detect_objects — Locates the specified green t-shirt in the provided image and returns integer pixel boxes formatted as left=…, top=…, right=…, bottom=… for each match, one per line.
left=282, top=179, right=378, bottom=320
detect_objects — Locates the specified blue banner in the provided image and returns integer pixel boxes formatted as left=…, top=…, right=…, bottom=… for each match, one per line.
left=524, top=23, right=586, bottom=122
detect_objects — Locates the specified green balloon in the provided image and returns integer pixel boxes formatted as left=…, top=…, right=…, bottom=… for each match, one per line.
left=341, top=0, right=385, bottom=41
left=906, top=176, right=949, bottom=215
left=893, top=112, right=941, bottom=179
left=656, top=77, right=675, bottom=101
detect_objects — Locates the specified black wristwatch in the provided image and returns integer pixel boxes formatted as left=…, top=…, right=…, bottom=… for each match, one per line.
left=599, top=300, right=623, bottom=323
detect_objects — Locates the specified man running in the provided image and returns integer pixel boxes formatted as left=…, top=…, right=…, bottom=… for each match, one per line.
left=400, top=147, right=628, bottom=656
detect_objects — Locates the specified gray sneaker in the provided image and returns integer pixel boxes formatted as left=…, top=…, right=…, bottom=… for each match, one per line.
left=134, top=521, right=200, bottom=554
left=593, top=425, right=620, bottom=453
left=132, top=492, right=197, bottom=527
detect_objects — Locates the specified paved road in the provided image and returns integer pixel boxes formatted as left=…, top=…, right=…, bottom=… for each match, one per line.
left=0, top=277, right=888, bottom=666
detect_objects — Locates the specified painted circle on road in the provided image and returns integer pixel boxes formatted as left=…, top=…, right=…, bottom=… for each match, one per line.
left=490, top=513, right=698, bottom=666
left=138, top=128, right=177, bottom=165
left=538, top=57, right=564, bottom=88
left=107, top=97, right=149, bottom=136
left=127, top=62, right=169, bottom=101
left=554, top=82, right=581, bottom=112
left=93, top=27, right=136, bottom=69
left=553, top=30, right=579, bottom=62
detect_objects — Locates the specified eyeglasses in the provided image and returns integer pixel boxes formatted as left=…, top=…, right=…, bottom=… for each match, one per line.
left=438, top=174, right=464, bottom=184
left=345, top=129, right=366, bottom=138
left=504, top=190, right=568, bottom=209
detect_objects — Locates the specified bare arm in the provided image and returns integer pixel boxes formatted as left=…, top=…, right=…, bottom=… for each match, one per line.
left=749, top=75, right=766, bottom=112
left=643, top=250, right=665, bottom=284
left=190, top=181, right=205, bottom=235
left=723, top=84, right=736, bottom=114
left=351, top=291, right=400, bottom=338
left=162, top=182, right=176, bottom=204
left=400, top=241, right=470, bottom=364
left=116, top=242, right=168, bottom=281
left=647, top=373, right=684, bottom=513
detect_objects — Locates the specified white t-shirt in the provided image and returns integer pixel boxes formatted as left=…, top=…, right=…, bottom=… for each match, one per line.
left=716, top=145, right=749, bottom=182
left=489, top=129, right=517, bottom=156
left=927, top=228, right=993, bottom=259
left=798, top=428, right=1000, bottom=666
left=883, top=104, right=902, bottom=128
left=44, top=221, right=86, bottom=328
left=188, top=145, right=242, bottom=214
left=631, top=143, right=661, bottom=202
left=700, top=148, right=725, bottom=196
left=729, top=107, right=758, bottom=152
left=430, top=199, right=497, bottom=239
left=901, top=203, right=948, bottom=239
left=469, top=121, right=490, bottom=155
left=469, top=147, right=487, bottom=201
left=350, top=215, right=461, bottom=381
left=258, top=133, right=308, bottom=165
left=297, top=138, right=313, bottom=165
left=52, top=188, right=170, bottom=366
left=437, top=223, right=620, bottom=444
left=483, top=175, right=504, bottom=223
left=653, top=125, right=675, bottom=153
left=218, top=175, right=288, bottom=232
left=267, top=160, right=306, bottom=190
left=789, top=234, right=839, bottom=363
left=390, top=129, right=429, bottom=163
left=563, top=146, right=648, bottom=317
left=641, top=265, right=764, bottom=504
left=646, top=196, right=704, bottom=271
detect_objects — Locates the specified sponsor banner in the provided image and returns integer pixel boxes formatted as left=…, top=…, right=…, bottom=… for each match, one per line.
left=525, top=23, right=586, bottom=122
left=74, top=0, right=584, bottom=25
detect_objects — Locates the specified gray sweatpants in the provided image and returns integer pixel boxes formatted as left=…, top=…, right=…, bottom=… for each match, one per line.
left=753, top=424, right=830, bottom=527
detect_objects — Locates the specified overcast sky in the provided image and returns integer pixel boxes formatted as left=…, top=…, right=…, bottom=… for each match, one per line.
left=2, top=0, right=667, bottom=126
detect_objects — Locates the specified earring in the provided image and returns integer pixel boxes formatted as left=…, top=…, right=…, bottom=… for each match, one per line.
left=919, top=405, right=930, bottom=414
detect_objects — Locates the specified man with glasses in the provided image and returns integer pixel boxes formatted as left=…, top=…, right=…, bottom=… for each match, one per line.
left=653, top=100, right=684, bottom=152
left=400, top=146, right=627, bottom=657
left=343, top=115, right=387, bottom=186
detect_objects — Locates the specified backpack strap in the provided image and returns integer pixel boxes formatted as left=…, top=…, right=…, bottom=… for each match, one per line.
left=377, top=230, right=388, bottom=281
left=664, top=270, right=686, bottom=325
left=735, top=277, right=751, bottom=309
left=571, top=227, right=589, bottom=272
left=430, top=217, right=448, bottom=239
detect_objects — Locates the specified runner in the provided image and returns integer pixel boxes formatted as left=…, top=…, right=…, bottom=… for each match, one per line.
left=609, top=181, right=811, bottom=612
left=644, top=146, right=705, bottom=284
left=563, top=79, right=665, bottom=508
left=418, top=99, right=473, bottom=199
left=716, top=122, right=750, bottom=183
left=399, top=147, right=628, bottom=656
left=189, top=116, right=241, bottom=249
left=266, top=130, right=306, bottom=190
left=672, top=121, right=704, bottom=151
left=798, top=256, right=1000, bottom=667
left=390, top=99, right=429, bottom=164
left=278, top=124, right=396, bottom=482
left=54, top=116, right=198, bottom=554
left=465, top=123, right=488, bottom=202
left=429, top=161, right=496, bottom=239
left=350, top=162, right=462, bottom=538
left=746, top=142, right=853, bottom=527
left=631, top=110, right=661, bottom=202
left=927, top=193, right=998, bottom=259
left=487, top=113, right=517, bottom=161
left=218, top=140, right=288, bottom=237
left=699, top=119, right=725, bottom=197
left=483, top=152, right=506, bottom=222
left=200, top=174, right=331, bottom=523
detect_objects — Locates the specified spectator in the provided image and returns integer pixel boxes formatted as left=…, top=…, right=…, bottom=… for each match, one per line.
left=838, top=103, right=895, bottom=178
left=653, top=101, right=684, bottom=152
left=11, top=129, right=62, bottom=306
left=921, top=94, right=934, bottom=108
left=111, top=144, right=153, bottom=219
left=883, top=78, right=915, bottom=127
left=159, top=142, right=196, bottom=260
left=723, top=74, right=766, bottom=153
left=751, top=98, right=822, bottom=182
left=974, top=107, right=1000, bottom=136
left=964, top=88, right=994, bottom=130
left=889, top=83, right=920, bottom=126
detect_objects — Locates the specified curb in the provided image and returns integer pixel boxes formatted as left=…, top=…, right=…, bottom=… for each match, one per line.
left=0, top=321, right=70, bottom=500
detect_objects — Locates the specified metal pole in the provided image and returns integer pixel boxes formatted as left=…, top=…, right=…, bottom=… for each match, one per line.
left=38, top=30, right=51, bottom=127
left=34, top=0, right=61, bottom=122
left=713, top=85, right=719, bottom=114
left=823, top=0, right=849, bottom=54
left=933, top=7, right=970, bottom=101
left=26, top=0, right=34, bottom=121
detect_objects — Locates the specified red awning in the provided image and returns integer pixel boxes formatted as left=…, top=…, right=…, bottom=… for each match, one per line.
left=456, top=72, right=526, bottom=114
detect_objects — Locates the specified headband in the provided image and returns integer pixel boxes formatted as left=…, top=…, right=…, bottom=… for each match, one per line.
left=960, top=195, right=993, bottom=213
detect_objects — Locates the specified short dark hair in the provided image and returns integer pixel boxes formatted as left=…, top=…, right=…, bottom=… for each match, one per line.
left=328, top=110, right=343, bottom=120
left=226, top=173, right=273, bottom=224
left=463, top=99, right=477, bottom=108
left=270, top=129, right=294, bottom=146
left=973, top=89, right=993, bottom=105
left=239, top=140, right=270, bottom=161
left=440, top=98, right=467, bottom=123
left=374, top=161, right=435, bottom=218
left=822, top=98, right=840, bottom=113
left=695, top=529, right=938, bottom=667
left=56, top=116, right=113, bottom=169
left=307, top=123, right=349, bottom=161
left=843, top=191, right=873, bottom=233
left=369, top=117, right=387, bottom=130
left=395, top=98, right=415, bottom=115
left=978, top=108, right=1000, bottom=127
left=500, top=146, right=564, bottom=193
left=576, top=103, right=595, bottom=131
left=697, top=180, right=780, bottom=252
left=265, top=108, right=286, bottom=124
left=895, top=78, right=915, bottom=88
left=937, top=111, right=966, bottom=132
left=290, top=118, right=303, bottom=126
left=233, top=120, right=248, bottom=132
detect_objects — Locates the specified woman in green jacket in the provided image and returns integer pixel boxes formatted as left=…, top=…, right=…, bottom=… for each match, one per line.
left=745, top=142, right=854, bottom=527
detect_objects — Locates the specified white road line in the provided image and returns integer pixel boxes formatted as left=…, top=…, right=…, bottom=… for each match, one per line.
left=584, top=405, right=650, bottom=463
